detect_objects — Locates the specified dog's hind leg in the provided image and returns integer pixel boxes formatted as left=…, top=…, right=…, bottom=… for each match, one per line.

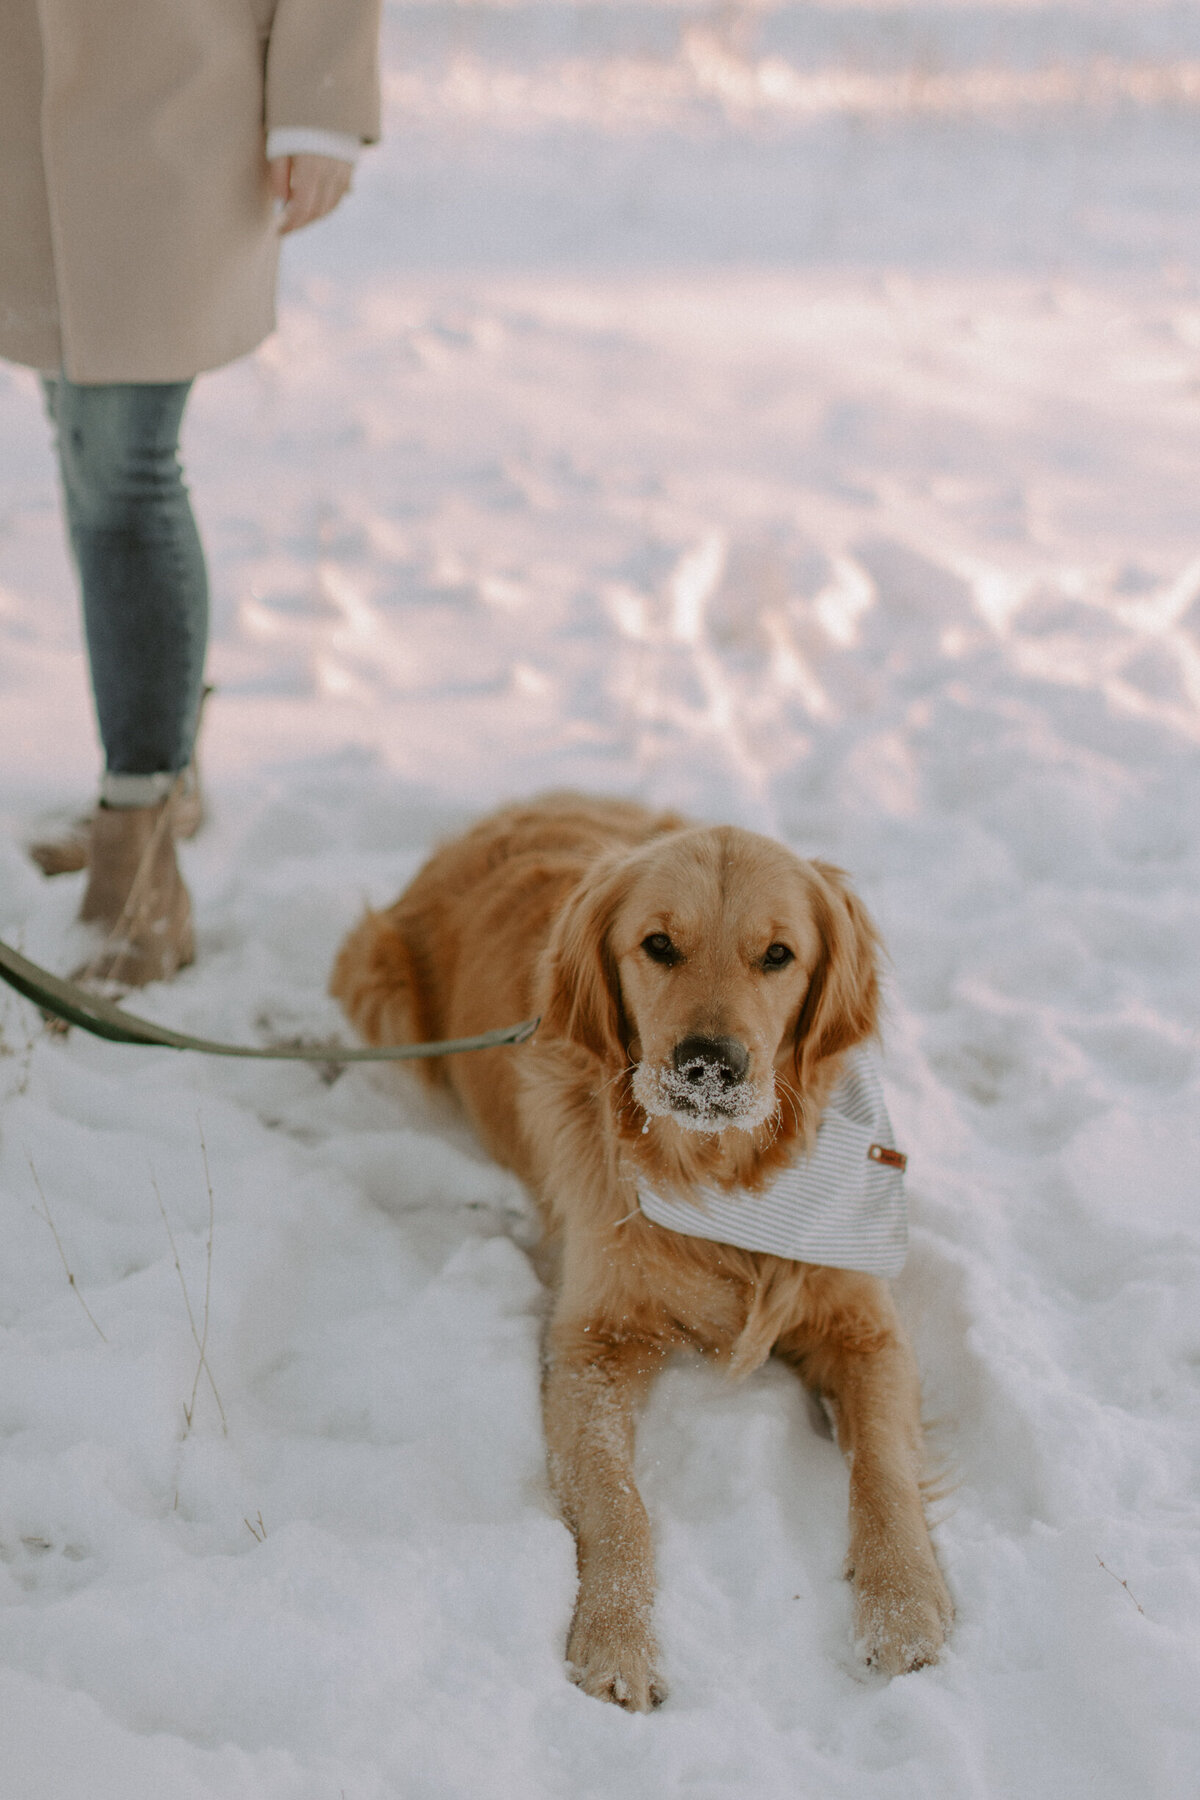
left=543, top=1323, right=668, bottom=1711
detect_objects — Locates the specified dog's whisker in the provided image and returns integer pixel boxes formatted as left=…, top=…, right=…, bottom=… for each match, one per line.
left=761, top=1100, right=784, bottom=1148
left=774, top=1073, right=804, bottom=1133
left=596, top=1060, right=637, bottom=1097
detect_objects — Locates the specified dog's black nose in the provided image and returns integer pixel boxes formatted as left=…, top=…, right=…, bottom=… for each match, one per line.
left=672, top=1035, right=750, bottom=1090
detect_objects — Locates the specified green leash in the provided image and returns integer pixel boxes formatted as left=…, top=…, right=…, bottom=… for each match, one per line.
left=0, top=935, right=538, bottom=1062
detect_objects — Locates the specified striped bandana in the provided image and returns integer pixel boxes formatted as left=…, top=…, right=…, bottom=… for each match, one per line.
left=637, top=1044, right=908, bottom=1277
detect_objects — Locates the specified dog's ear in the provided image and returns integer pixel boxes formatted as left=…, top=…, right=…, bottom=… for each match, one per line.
left=538, top=858, right=630, bottom=1066
left=792, top=861, right=881, bottom=1087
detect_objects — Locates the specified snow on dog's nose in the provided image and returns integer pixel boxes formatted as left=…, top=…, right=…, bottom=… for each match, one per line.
left=633, top=1031, right=773, bottom=1133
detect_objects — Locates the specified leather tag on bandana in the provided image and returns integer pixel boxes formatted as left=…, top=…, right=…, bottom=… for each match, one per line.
left=868, top=1143, right=907, bottom=1172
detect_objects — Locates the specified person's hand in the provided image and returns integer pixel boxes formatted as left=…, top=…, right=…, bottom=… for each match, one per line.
left=268, top=153, right=353, bottom=234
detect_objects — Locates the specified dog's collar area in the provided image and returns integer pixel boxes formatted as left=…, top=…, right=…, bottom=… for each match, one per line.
left=636, top=1044, right=908, bottom=1277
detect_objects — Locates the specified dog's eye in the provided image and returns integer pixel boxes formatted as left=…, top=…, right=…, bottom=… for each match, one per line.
left=762, top=942, right=794, bottom=969
left=642, top=932, right=680, bottom=966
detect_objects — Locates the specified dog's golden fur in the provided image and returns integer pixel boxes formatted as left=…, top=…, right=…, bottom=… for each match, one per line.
left=331, top=793, right=952, bottom=1708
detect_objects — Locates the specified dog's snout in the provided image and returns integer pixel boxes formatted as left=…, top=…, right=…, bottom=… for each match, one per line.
left=672, top=1035, right=750, bottom=1090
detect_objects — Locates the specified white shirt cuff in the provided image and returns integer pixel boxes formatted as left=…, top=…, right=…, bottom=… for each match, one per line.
left=265, top=127, right=360, bottom=165
left=100, top=771, right=183, bottom=808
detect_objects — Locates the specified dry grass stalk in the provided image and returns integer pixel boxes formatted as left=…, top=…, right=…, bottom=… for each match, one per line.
left=189, top=1117, right=220, bottom=1431
left=1096, top=1555, right=1146, bottom=1616
left=26, top=1152, right=107, bottom=1342
left=151, top=1165, right=227, bottom=1435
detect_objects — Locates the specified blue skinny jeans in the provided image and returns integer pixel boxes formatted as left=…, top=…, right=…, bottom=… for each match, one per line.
left=41, top=375, right=209, bottom=787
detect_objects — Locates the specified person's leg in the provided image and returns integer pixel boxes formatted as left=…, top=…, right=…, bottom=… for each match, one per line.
left=40, top=375, right=206, bottom=982
left=42, top=374, right=209, bottom=792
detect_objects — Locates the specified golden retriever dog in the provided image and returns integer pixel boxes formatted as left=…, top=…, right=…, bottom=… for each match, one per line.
left=330, top=793, right=952, bottom=1709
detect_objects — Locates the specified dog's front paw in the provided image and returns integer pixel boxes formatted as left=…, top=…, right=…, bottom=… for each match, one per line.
left=848, top=1549, right=954, bottom=1677
left=566, top=1599, right=667, bottom=1711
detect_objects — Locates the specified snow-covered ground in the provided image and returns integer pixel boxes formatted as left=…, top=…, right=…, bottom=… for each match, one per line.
left=2, top=2, right=1199, bottom=1794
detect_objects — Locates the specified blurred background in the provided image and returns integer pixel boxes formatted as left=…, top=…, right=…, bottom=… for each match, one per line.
left=355, top=0, right=1200, bottom=273
left=0, top=13, right=1198, bottom=1796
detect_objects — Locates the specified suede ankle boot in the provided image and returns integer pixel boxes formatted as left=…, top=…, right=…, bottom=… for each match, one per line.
left=27, top=687, right=211, bottom=878
left=28, top=768, right=204, bottom=877
left=76, top=798, right=194, bottom=986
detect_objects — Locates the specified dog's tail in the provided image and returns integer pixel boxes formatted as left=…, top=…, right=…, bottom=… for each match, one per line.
left=330, top=908, right=439, bottom=1080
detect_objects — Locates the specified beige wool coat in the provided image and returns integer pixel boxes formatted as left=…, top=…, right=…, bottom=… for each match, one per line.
left=0, top=0, right=381, bottom=382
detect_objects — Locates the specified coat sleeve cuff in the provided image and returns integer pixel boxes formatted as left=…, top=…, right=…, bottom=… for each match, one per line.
left=265, top=127, right=361, bottom=164
left=263, top=0, right=382, bottom=144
